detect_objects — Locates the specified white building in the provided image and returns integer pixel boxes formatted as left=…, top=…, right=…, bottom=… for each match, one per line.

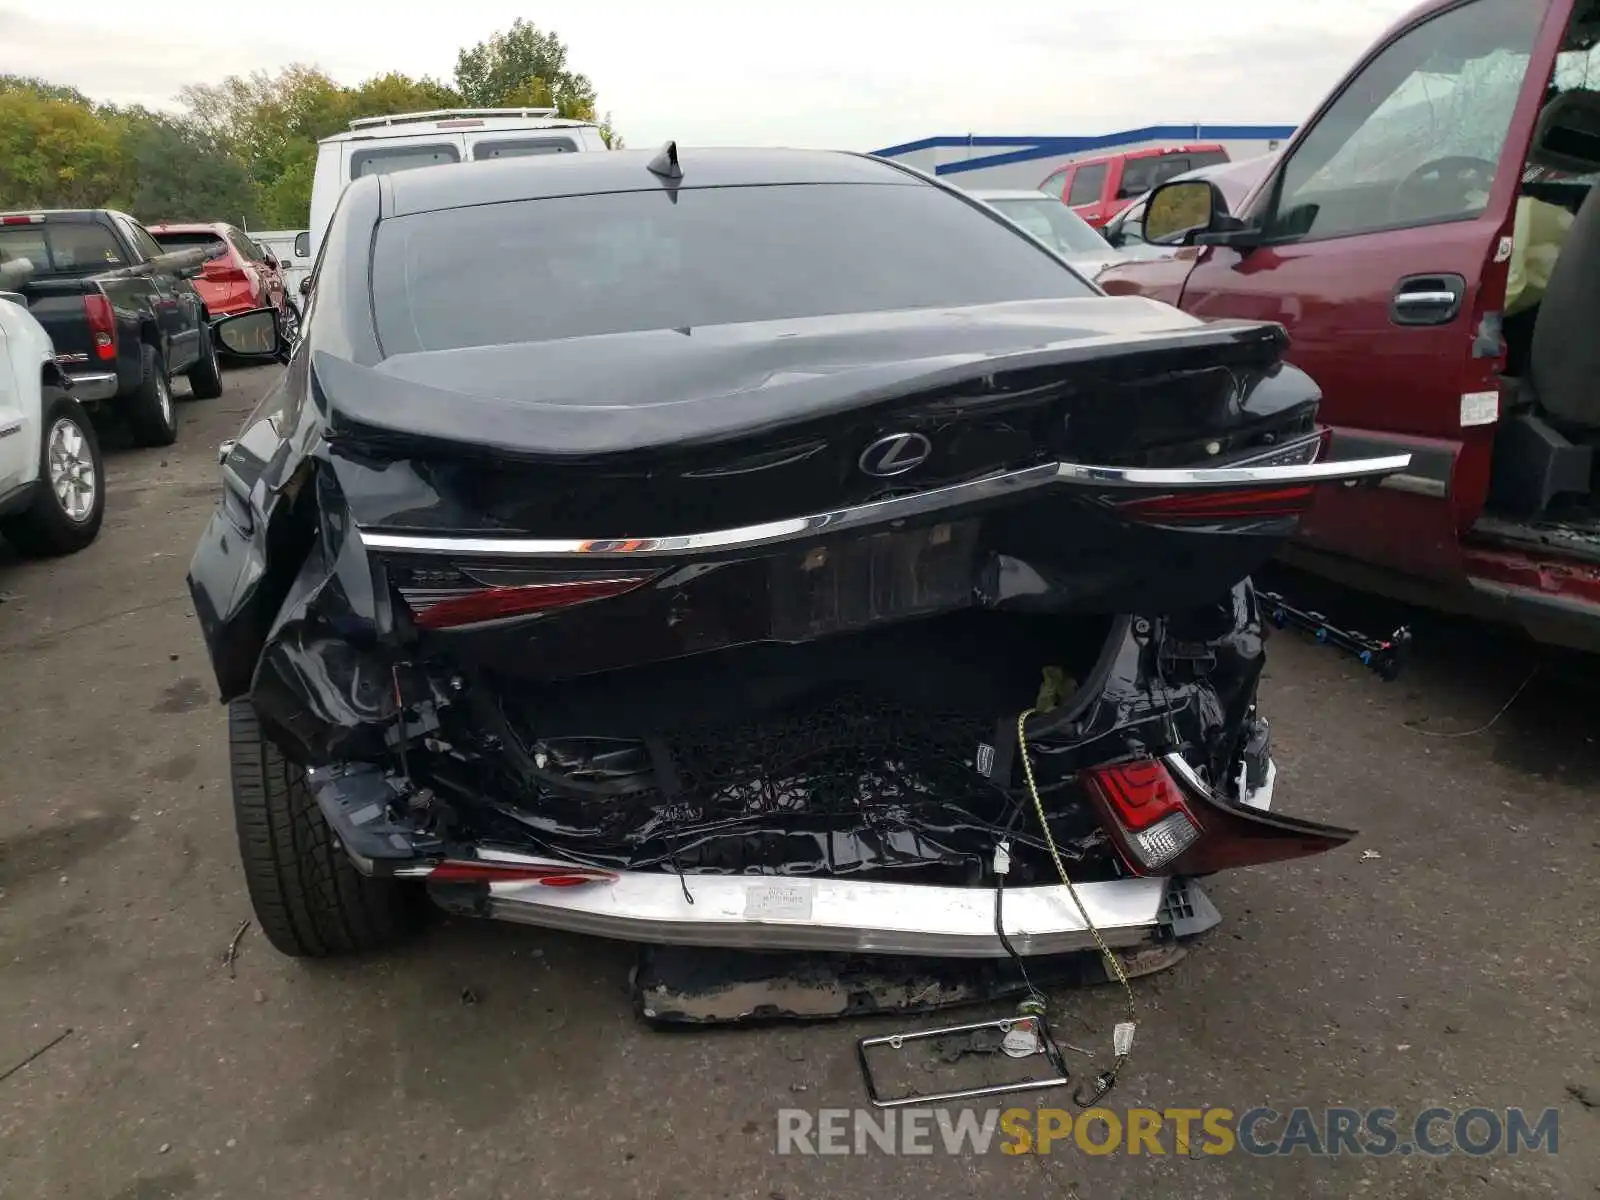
left=871, top=124, right=1296, bottom=190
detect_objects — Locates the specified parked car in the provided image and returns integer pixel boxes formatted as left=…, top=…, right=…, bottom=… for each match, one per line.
left=969, top=189, right=1132, bottom=277
left=0, top=290, right=104, bottom=555
left=1103, top=154, right=1282, bottom=260
left=0, top=209, right=222, bottom=447
left=1037, top=144, right=1232, bottom=230
left=189, top=146, right=1403, bottom=961
left=147, top=222, right=298, bottom=345
left=307, top=107, right=609, bottom=270
left=243, top=228, right=313, bottom=300
left=1099, top=0, right=1600, bottom=654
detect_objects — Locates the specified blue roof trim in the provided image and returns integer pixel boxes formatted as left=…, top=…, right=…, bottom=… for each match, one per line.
left=869, top=125, right=1299, bottom=176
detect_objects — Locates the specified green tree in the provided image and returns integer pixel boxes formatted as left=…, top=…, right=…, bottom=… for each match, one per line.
left=259, top=150, right=317, bottom=228
left=350, top=72, right=461, bottom=117
left=0, top=74, right=95, bottom=107
left=453, top=19, right=598, bottom=119
left=0, top=89, right=128, bottom=209
left=113, top=107, right=260, bottom=225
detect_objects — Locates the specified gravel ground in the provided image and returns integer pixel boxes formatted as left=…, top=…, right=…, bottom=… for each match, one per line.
left=0, top=365, right=1596, bottom=1200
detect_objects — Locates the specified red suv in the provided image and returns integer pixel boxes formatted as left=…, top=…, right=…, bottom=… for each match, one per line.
left=147, top=223, right=296, bottom=338
left=1038, top=144, right=1231, bottom=229
left=1099, top=0, right=1600, bottom=654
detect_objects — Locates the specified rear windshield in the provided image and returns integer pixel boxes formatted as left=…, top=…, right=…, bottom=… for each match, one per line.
left=471, top=136, right=578, bottom=159
left=0, top=222, right=128, bottom=275
left=372, top=182, right=1096, bottom=354
left=985, top=197, right=1110, bottom=255
left=1119, top=151, right=1231, bottom=198
left=149, top=230, right=230, bottom=260
left=350, top=143, right=460, bottom=181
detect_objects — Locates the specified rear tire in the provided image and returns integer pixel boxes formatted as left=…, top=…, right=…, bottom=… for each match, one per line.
left=124, top=344, right=178, bottom=447
left=0, top=391, right=104, bottom=556
left=228, top=700, right=423, bottom=958
left=187, top=323, right=224, bottom=400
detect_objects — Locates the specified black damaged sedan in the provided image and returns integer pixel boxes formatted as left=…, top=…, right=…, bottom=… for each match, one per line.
left=188, top=145, right=1406, bottom=961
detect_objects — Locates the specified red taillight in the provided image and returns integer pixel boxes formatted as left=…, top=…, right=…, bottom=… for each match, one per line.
left=1085, top=761, right=1201, bottom=871
left=427, top=860, right=616, bottom=886
left=1116, top=485, right=1317, bottom=521
left=1, top=214, right=44, bottom=225
left=1083, top=757, right=1355, bottom=876
left=412, top=577, right=648, bottom=630
left=82, top=294, right=116, bottom=361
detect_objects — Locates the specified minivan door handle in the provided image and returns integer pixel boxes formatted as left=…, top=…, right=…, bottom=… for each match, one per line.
left=1390, top=274, right=1466, bottom=326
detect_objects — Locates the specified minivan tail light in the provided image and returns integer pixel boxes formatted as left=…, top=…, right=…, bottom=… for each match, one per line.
left=411, top=576, right=648, bottom=629
left=82, top=294, right=116, bottom=360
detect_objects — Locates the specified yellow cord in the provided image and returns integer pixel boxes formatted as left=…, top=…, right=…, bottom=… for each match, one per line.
left=1015, top=708, right=1138, bottom=1102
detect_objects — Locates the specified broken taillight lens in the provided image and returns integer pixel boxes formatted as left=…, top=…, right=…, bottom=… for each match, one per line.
left=411, top=576, right=648, bottom=630
left=1083, top=756, right=1354, bottom=876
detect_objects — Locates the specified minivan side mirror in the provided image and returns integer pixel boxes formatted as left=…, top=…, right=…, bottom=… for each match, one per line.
left=293, top=232, right=310, bottom=258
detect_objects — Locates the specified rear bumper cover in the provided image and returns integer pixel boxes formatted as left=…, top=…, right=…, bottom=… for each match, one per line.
left=310, top=755, right=1281, bottom=957
left=431, top=853, right=1170, bottom=958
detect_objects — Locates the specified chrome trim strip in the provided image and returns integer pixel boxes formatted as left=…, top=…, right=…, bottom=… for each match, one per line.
left=450, top=854, right=1168, bottom=957
left=1055, top=455, right=1411, bottom=489
left=358, top=451, right=1412, bottom=559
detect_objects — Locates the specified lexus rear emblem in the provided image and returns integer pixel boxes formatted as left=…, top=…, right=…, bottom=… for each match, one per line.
left=858, top=432, right=932, bottom=477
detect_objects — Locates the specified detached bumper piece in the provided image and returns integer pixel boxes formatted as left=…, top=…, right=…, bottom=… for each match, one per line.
left=418, top=848, right=1167, bottom=959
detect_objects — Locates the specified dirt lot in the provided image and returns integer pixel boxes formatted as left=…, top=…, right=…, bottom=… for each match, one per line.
left=0, top=365, right=1596, bottom=1200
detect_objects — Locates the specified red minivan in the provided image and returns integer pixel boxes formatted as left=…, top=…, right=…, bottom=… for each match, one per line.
left=1098, top=0, right=1600, bottom=654
left=1038, top=144, right=1231, bottom=229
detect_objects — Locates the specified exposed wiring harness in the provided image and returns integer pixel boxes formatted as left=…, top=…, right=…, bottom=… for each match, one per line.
left=1007, top=707, right=1138, bottom=1106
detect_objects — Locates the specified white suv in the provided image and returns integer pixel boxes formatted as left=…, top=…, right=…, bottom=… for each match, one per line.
left=305, top=107, right=607, bottom=272
left=0, top=287, right=105, bottom=556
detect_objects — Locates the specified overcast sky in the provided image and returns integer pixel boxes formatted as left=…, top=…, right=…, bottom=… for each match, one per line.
left=1, top=0, right=1419, bottom=149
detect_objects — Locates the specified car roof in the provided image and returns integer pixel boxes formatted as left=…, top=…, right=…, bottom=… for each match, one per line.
left=384, top=146, right=919, bottom=216
left=1063, top=143, right=1227, bottom=170
left=148, top=222, right=230, bottom=234
left=968, top=189, right=1057, bottom=201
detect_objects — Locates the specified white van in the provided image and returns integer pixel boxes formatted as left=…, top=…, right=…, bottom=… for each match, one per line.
left=306, top=107, right=606, bottom=270
left=245, top=228, right=313, bottom=298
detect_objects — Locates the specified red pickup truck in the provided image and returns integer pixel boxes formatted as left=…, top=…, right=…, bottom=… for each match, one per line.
left=1038, top=144, right=1231, bottom=229
left=1099, top=0, right=1600, bottom=654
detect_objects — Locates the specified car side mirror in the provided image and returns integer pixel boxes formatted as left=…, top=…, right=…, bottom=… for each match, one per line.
left=212, top=307, right=282, bottom=359
left=1143, top=179, right=1225, bottom=245
left=298, top=276, right=312, bottom=298
left=262, top=254, right=277, bottom=269
left=293, top=233, right=310, bottom=258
